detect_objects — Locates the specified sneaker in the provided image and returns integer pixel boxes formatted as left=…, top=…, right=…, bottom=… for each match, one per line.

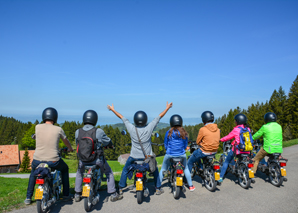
left=189, top=186, right=195, bottom=191
left=74, top=193, right=81, bottom=202
left=24, top=198, right=31, bottom=205
left=218, top=178, right=223, bottom=183
left=155, top=188, right=164, bottom=195
left=110, top=192, right=123, bottom=202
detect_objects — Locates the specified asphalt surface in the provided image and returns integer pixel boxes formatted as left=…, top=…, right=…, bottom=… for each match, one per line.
left=10, top=145, right=298, bottom=213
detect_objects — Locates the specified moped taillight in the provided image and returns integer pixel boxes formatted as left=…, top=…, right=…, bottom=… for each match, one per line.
left=83, top=177, right=91, bottom=183
left=136, top=172, right=143, bottom=178
left=176, top=169, right=183, bottom=174
left=36, top=179, right=44, bottom=184
left=248, top=163, right=254, bottom=168
left=213, top=165, right=220, bottom=170
left=280, top=162, right=286, bottom=167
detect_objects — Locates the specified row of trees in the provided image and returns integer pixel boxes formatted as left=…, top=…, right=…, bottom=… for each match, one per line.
left=1, top=75, right=297, bottom=160
left=215, top=75, right=298, bottom=141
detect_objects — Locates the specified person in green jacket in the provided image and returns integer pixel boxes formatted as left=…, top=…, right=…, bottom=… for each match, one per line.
left=252, top=112, right=283, bottom=173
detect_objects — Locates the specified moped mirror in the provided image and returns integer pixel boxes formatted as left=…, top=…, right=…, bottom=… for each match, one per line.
left=154, top=133, right=159, bottom=138
left=121, top=130, right=127, bottom=135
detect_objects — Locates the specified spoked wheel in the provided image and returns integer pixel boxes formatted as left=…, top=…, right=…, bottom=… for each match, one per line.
left=238, top=164, right=251, bottom=189
left=269, top=162, right=283, bottom=187
left=137, top=191, right=143, bottom=204
left=173, top=180, right=181, bottom=199
left=84, top=190, right=93, bottom=212
left=37, top=182, right=49, bottom=213
left=204, top=170, right=217, bottom=192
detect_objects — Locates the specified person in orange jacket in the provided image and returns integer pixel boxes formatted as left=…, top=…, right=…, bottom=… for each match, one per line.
left=187, top=111, right=220, bottom=189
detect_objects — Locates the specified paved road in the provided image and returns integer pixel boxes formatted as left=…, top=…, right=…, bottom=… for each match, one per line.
left=11, top=145, right=298, bottom=213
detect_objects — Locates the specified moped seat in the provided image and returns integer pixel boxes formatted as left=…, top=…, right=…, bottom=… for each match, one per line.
left=237, top=154, right=249, bottom=158
left=203, top=155, right=215, bottom=160
left=85, top=165, right=98, bottom=170
left=134, top=161, right=145, bottom=165
left=170, top=157, right=183, bottom=163
left=269, top=153, right=281, bottom=157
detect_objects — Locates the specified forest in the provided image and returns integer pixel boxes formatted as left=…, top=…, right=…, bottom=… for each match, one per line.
left=0, top=75, right=297, bottom=160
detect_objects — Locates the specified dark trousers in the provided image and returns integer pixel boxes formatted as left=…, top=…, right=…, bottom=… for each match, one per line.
left=26, top=158, right=69, bottom=199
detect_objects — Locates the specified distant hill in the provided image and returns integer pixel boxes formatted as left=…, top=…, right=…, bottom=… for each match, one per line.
left=101, top=122, right=170, bottom=132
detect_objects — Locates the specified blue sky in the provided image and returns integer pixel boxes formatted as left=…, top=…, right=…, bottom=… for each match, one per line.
left=0, top=0, right=297, bottom=125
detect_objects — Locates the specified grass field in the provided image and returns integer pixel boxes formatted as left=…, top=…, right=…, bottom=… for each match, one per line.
left=283, top=138, right=298, bottom=148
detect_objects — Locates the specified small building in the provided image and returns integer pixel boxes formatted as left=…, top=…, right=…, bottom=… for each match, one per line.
left=0, top=145, right=20, bottom=173
left=118, top=154, right=130, bottom=165
left=0, top=145, right=35, bottom=173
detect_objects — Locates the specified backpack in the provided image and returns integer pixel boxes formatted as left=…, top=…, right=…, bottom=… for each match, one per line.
left=77, top=127, right=98, bottom=162
left=237, top=127, right=253, bottom=152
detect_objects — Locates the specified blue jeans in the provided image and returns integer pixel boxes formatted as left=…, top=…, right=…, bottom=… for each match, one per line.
left=159, top=154, right=192, bottom=187
left=187, top=149, right=211, bottom=176
left=220, top=150, right=235, bottom=178
left=26, top=158, right=69, bottom=199
left=119, top=156, right=161, bottom=189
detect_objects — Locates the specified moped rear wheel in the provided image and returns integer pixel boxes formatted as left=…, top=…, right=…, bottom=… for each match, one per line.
left=172, top=180, right=181, bottom=200
left=36, top=200, right=46, bottom=213
left=36, top=181, right=49, bottom=213
left=137, top=191, right=143, bottom=204
left=84, top=190, right=93, bottom=212
left=269, top=162, right=283, bottom=187
left=238, top=164, right=251, bottom=189
left=204, top=170, right=217, bottom=192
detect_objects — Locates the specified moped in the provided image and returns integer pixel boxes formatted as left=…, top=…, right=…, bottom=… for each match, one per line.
left=253, top=140, right=288, bottom=187
left=188, top=141, right=221, bottom=192
left=219, top=141, right=255, bottom=189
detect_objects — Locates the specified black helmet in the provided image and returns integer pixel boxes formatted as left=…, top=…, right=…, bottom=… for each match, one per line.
left=170, top=114, right=183, bottom=127
left=201, top=111, right=214, bottom=123
left=83, top=110, right=98, bottom=126
left=264, top=112, right=277, bottom=124
left=234, top=113, right=247, bottom=125
left=42, top=107, right=58, bottom=124
left=134, top=111, right=147, bottom=127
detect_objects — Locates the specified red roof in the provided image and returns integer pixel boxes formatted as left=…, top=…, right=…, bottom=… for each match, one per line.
left=0, top=145, right=20, bottom=166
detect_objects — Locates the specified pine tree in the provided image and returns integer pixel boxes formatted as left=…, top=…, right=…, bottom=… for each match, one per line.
left=285, top=75, right=298, bottom=139
left=20, top=148, right=31, bottom=173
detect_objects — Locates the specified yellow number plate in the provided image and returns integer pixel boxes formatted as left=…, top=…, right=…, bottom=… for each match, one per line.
left=82, top=186, right=90, bottom=197
left=214, top=172, right=220, bottom=181
left=281, top=168, right=286, bottom=177
left=35, top=188, right=43, bottom=200
left=136, top=181, right=143, bottom=191
left=176, top=177, right=183, bottom=186
left=248, top=169, right=254, bottom=178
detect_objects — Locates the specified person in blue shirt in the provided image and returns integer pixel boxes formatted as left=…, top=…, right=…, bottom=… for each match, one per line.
left=159, top=115, right=195, bottom=191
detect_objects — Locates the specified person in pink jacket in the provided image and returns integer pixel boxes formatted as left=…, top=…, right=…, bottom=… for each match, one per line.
left=218, top=114, right=251, bottom=182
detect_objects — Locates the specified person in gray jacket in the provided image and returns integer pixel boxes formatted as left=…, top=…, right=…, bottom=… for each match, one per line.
left=74, top=110, right=123, bottom=202
left=107, top=102, right=173, bottom=195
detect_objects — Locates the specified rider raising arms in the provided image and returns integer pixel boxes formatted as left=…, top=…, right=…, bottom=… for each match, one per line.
left=252, top=112, right=283, bottom=174
left=107, top=102, right=172, bottom=196
left=24, top=107, right=74, bottom=205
